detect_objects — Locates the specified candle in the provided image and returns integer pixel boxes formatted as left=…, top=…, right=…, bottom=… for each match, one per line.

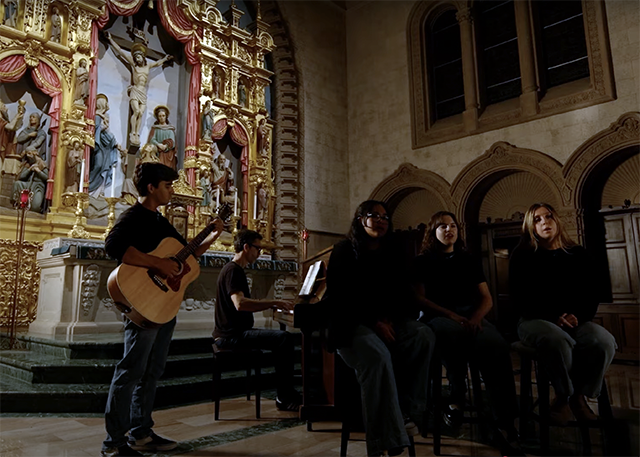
left=110, top=159, right=117, bottom=198
left=233, top=188, right=238, bottom=216
left=254, top=191, right=257, bottom=219
left=79, top=158, right=85, bottom=192
left=216, top=187, right=220, bottom=207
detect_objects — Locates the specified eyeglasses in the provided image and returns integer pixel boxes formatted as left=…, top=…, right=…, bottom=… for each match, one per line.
left=365, top=213, right=390, bottom=222
left=249, top=243, right=262, bottom=253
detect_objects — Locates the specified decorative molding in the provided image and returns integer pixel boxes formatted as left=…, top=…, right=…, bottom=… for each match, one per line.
left=563, top=112, right=640, bottom=208
left=450, top=142, right=565, bottom=220
left=369, top=162, right=453, bottom=211
left=0, top=239, right=42, bottom=327
left=80, top=264, right=101, bottom=316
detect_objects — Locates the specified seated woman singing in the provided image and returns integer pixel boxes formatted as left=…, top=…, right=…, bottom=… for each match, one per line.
left=413, top=211, right=521, bottom=455
left=326, top=200, right=435, bottom=457
left=510, top=202, right=616, bottom=425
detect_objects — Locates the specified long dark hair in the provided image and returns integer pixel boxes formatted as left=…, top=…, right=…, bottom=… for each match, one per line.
left=347, top=200, right=393, bottom=255
left=421, top=211, right=465, bottom=254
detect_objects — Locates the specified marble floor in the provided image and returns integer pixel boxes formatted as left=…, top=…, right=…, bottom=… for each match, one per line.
left=0, top=363, right=638, bottom=457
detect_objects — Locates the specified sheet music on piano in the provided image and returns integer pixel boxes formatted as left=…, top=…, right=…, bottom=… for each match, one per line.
left=275, top=260, right=325, bottom=315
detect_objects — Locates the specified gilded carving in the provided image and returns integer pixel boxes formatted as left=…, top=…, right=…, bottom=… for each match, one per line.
left=0, top=239, right=42, bottom=327
left=80, top=264, right=101, bottom=316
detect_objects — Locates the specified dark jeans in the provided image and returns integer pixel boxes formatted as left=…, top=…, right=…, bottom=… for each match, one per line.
left=103, top=317, right=176, bottom=450
left=214, top=328, right=295, bottom=398
left=427, top=317, right=518, bottom=426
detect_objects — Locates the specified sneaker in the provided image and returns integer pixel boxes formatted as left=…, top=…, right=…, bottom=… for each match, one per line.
left=100, top=445, right=143, bottom=457
left=403, top=414, right=419, bottom=437
left=570, top=394, right=598, bottom=421
left=276, top=391, right=302, bottom=412
left=128, top=432, right=178, bottom=452
left=443, top=403, right=463, bottom=429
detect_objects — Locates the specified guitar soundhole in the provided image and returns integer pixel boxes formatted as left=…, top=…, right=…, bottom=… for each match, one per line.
left=147, top=270, right=169, bottom=292
left=167, top=263, right=191, bottom=292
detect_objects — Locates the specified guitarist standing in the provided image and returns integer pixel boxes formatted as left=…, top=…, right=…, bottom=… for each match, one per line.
left=102, top=163, right=223, bottom=457
left=215, top=229, right=301, bottom=411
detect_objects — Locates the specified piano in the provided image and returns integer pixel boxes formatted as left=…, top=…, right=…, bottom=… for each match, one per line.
left=273, top=246, right=337, bottom=427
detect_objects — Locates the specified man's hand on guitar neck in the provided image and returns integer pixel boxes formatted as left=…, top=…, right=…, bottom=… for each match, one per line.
left=194, top=218, right=225, bottom=257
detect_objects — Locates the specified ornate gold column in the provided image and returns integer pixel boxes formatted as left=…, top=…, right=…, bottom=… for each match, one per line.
left=514, top=0, right=539, bottom=116
left=456, top=7, right=479, bottom=131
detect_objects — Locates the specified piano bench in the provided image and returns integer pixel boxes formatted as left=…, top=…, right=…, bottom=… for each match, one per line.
left=212, top=345, right=263, bottom=420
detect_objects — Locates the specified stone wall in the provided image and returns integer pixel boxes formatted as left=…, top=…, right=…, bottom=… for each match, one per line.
left=344, top=0, right=640, bottom=208
left=278, top=1, right=351, bottom=238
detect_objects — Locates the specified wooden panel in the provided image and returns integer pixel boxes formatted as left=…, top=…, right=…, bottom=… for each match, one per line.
left=620, top=314, right=640, bottom=353
left=607, top=246, right=635, bottom=295
left=604, top=217, right=626, bottom=243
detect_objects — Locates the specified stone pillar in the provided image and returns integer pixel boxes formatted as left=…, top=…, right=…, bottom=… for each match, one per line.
left=457, top=7, right=479, bottom=131
left=514, top=0, right=539, bottom=116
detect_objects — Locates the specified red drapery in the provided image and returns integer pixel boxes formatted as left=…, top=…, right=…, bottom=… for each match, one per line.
left=157, top=0, right=203, bottom=190
left=96, top=0, right=144, bottom=28
left=0, top=55, right=62, bottom=202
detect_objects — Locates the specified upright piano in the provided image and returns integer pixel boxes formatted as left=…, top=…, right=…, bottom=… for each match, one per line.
left=273, top=246, right=338, bottom=427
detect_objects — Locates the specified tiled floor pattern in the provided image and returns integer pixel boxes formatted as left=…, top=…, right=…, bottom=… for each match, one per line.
left=0, top=363, right=638, bottom=456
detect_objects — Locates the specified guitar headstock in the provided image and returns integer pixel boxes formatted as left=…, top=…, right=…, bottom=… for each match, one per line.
left=215, top=203, right=234, bottom=222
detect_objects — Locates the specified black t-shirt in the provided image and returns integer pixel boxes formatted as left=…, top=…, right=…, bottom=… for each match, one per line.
left=214, top=261, right=254, bottom=339
left=105, top=202, right=187, bottom=263
left=509, top=244, right=599, bottom=324
left=413, top=250, right=486, bottom=318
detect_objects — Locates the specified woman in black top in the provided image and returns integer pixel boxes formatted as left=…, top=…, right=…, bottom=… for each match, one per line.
left=414, top=211, right=520, bottom=453
left=510, top=202, right=616, bottom=425
left=326, top=200, right=435, bottom=457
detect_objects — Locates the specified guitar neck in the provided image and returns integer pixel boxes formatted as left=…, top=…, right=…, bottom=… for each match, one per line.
left=175, top=224, right=216, bottom=263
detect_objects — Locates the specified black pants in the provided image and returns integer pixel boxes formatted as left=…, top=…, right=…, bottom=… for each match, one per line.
left=214, top=329, right=295, bottom=398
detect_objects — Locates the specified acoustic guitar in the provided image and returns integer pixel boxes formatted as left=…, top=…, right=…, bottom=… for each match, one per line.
left=107, top=204, right=233, bottom=328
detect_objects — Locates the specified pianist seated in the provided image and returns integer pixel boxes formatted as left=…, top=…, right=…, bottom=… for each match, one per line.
left=326, top=200, right=435, bottom=457
left=213, top=229, right=301, bottom=411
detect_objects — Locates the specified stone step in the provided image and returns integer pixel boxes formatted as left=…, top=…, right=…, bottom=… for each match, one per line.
left=0, top=368, right=285, bottom=413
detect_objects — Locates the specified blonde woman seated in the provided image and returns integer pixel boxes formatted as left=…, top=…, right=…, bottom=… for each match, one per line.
left=413, top=211, right=521, bottom=455
left=509, top=202, right=616, bottom=425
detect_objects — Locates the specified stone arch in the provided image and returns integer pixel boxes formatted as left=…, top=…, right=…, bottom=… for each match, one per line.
left=563, top=112, right=640, bottom=209
left=262, top=2, right=303, bottom=264
left=451, top=141, right=566, bottom=236
left=369, top=162, right=453, bottom=210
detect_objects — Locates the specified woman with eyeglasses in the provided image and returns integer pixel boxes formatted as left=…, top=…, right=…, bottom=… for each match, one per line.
left=413, top=211, right=522, bottom=455
left=326, top=200, right=435, bottom=457
left=510, top=203, right=616, bottom=425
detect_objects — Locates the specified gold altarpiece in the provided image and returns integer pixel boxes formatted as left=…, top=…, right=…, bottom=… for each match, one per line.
left=0, top=0, right=283, bottom=331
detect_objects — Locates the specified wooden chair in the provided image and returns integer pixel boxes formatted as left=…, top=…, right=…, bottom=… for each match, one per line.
left=212, top=344, right=263, bottom=420
left=513, top=341, right=614, bottom=456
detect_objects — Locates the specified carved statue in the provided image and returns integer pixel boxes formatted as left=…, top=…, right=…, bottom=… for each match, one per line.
left=95, top=93, right=109, bottom=118
left=12, top=149, right=49, bottom=212
left=201, top=100, right=215, bottom=140
left=257, top=184, right=268, bottom=220
left=0, top=100, right=25, bottom=161
left=213, top=70, right=222, bottom=99
left=211, top=153, right=234, bottom=200
left=257, top=117, right=270, bottom=157
left=138, top=142, right=159, bottom=164
left=199, top=166, right=213, bottom=211
left=73, top=59, right=89, bottom=106
left=64, top=140, right=83, bottom=193
left=147, top=105, right=176, bottom=170
left=105, top=32, right=173, bottom=146
left=89, top=114, right=125, bottom=196
left=50, top=6, right=61, bottom=43
left=16, top=112, right=47, bottom=161
left=238, top=80, right=246, bottom=107
left=2, top=0, right=17, bottom=27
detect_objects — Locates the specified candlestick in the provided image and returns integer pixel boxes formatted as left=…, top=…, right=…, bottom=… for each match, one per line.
left=67, top=191, right=91, bottom=239
left=79, top=158, right=85, bottom=192
left=102, top=197, right=121, bottom=240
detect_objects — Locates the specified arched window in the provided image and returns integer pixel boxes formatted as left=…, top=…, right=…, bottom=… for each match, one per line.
left=428, top=9, right=465, bottom=121
left=408, top=0, right=615, bottom=148
left=534, top=0, right=590, bottom=91
left=476, top=0, right=522, bottom=106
